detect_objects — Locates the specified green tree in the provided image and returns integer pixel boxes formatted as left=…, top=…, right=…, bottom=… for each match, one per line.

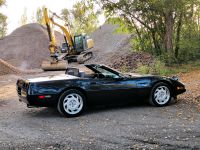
left=61, top=8, right=73, bottom=30
left=62, top=0, right=99, bottom=34
left=0, top=0, right=6, bottom=38
left=100, top=0, right=200, bottom=62
left=31, top=12, right=36, bottom=23
left=0, top=13, right=7, bottom=38
left=61, top=8, right=70, bottom=23
left=0, top=0, right=4, bottom=5
left=36, top=7, right=44, bottom=24
left=20, top=7, right=28, bottom=25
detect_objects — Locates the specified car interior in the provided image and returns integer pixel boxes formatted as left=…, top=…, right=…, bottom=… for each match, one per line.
left=65, top=67, right=110, bottom=79
left=65, top=67, right=97, bottom=78
left=65, top=66, right=123, bottom=79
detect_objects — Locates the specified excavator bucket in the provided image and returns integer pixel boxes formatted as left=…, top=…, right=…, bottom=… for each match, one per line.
left=41, top=60, right=68, bottom=71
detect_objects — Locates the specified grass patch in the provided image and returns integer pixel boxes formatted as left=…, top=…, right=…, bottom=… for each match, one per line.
left=136, top=59, right=200, bottom=76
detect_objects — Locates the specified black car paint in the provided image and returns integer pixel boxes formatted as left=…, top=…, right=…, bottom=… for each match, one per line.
left=17, top=64, right=186, bottom=107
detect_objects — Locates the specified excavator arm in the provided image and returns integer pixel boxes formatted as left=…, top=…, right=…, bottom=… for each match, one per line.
left=50, top=18, right=74, bottom=50
left=41, top=8, right=67, bottom=71
left=43, top=8, right=57, bottom=58
left=44, top=8, right=76, bottom=55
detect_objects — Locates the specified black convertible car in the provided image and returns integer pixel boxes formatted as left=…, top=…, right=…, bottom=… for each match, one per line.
left=17, top=64, right=186, bottom=117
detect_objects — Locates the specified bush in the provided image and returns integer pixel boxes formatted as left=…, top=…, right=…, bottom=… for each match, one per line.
left=136, top=65, right=150, bottom=74
left=136, top=60, right=173, bottom=75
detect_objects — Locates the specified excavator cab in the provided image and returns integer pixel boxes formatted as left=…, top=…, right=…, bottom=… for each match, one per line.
left=74, top=34, right=94, bottom=53
left=61, top=42, right=69, bottom=53
left=74, top=35, right=85, bottom=53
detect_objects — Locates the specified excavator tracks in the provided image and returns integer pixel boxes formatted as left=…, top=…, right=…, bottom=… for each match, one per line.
left=77, top=51, right=93, bottom=64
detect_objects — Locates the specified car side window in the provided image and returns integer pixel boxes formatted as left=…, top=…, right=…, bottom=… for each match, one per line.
left=95, top=67, right=120, bottom=79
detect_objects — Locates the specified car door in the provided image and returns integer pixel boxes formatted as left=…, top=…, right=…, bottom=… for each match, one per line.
left=87, top=77, right=138, bottom=105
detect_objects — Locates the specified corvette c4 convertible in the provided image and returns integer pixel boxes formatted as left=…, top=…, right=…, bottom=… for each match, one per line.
left=17, top=64, right=186, bottom=117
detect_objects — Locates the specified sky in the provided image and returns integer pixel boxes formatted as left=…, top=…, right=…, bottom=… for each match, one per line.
left=1, top=0, right=105, bottom=34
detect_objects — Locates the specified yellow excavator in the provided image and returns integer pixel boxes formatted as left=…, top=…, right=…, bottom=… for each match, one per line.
left=41, top=8, right=94, bottom=71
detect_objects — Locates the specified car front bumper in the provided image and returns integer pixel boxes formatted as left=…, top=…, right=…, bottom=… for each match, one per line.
left=174, top=86, right=186, bottom=95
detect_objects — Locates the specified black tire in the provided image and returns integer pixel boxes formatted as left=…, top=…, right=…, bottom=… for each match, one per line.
left=57, top=89, right=86, bottom=117
left=149, top=82, right=172, bottom=107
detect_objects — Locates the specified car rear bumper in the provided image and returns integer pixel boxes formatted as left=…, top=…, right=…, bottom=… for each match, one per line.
left=18, top=94, right=58, bottom=107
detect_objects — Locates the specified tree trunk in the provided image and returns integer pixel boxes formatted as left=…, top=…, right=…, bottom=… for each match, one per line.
left=175, top=13, right=183, bottom=58
left=129, top=17, right=145, bottom=51
left=151, top=31, right=160, bottom=55
left=164, top=11, right=174, bottom=52
left=188, top=3, right=194, bottom=39
left=133, top=22, right=145, bottom=51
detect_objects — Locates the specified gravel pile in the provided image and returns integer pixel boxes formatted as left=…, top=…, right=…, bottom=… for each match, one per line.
left=0, top=58, right=42, bottom=76
left=88, top=24, right=132, bottom=65
left=111, top=52, right=154, bottom=71
left=0, top=59, right=23, bottom=75
left=88, top=24, right=154, bottom=71
left=0, top=23, right=64, bottom=70
left=0, top=23, right=154, bottom=75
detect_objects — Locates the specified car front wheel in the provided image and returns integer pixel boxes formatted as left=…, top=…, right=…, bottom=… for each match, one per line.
left=149, top=82, right=172, bottom=106
left=57, top=89, right=85, bottom=117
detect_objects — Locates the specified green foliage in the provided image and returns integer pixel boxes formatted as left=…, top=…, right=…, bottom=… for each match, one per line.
left=20, top=7, right=28, bottom=25
left=61, top=8, right=74, bottom=31
left=61, top=9, right=70, bottom=23
left=136, top=60, right=174, bottom=75
left=152, top=60, right=172, bottom=75
left=0, top=0, right=5, bottom=6
left=0, top=13, right=7, bottom=38
left=0, top=0, right=6, bottom=37
left=61, top=0, right=99, bottom=34
left=36, top=7, right=44, bottom=24
left=136, top=59, right=200, bottom=76
left=136, top=65, right=150, bottom=75
left=30, top=12, right=35, bottom=23
left=119, top=65, right=129, bottom=73
left=107, top=17, right=131, bottom=34
left=100, top=0, right=200, bottom=65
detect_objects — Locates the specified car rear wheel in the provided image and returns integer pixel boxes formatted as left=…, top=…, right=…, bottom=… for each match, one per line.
left=57, top=89, right=85, bottom=117
left=149, top=82, right=172, bottom=106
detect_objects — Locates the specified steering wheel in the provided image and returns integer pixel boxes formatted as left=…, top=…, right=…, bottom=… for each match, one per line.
left=94, top=73, right=105, bottom=79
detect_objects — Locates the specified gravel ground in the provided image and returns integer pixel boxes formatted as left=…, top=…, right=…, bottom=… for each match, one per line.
left=0, top=71, right=200, bottom=150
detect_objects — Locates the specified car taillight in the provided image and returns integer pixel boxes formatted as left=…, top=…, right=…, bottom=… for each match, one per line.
left=38, top=95, right=51, bottom=99
left=38, top=95, right=45, bottom=99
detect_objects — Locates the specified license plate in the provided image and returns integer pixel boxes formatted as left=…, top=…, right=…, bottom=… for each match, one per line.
left=21, top=90, right=27, bottom=97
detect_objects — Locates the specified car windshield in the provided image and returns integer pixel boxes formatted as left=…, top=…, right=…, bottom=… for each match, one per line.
left=92, top=65, right=124, bottom=79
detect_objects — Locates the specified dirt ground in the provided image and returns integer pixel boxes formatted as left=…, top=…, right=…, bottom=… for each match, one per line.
left=0, top=70, right=200, bottom=150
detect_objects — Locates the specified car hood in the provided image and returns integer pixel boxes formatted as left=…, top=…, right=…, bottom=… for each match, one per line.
left=27, top=74, right=78, bottom=83
left=128, top=73, right=143, bottom=77
left=128, top=73, right=156, bottom=78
